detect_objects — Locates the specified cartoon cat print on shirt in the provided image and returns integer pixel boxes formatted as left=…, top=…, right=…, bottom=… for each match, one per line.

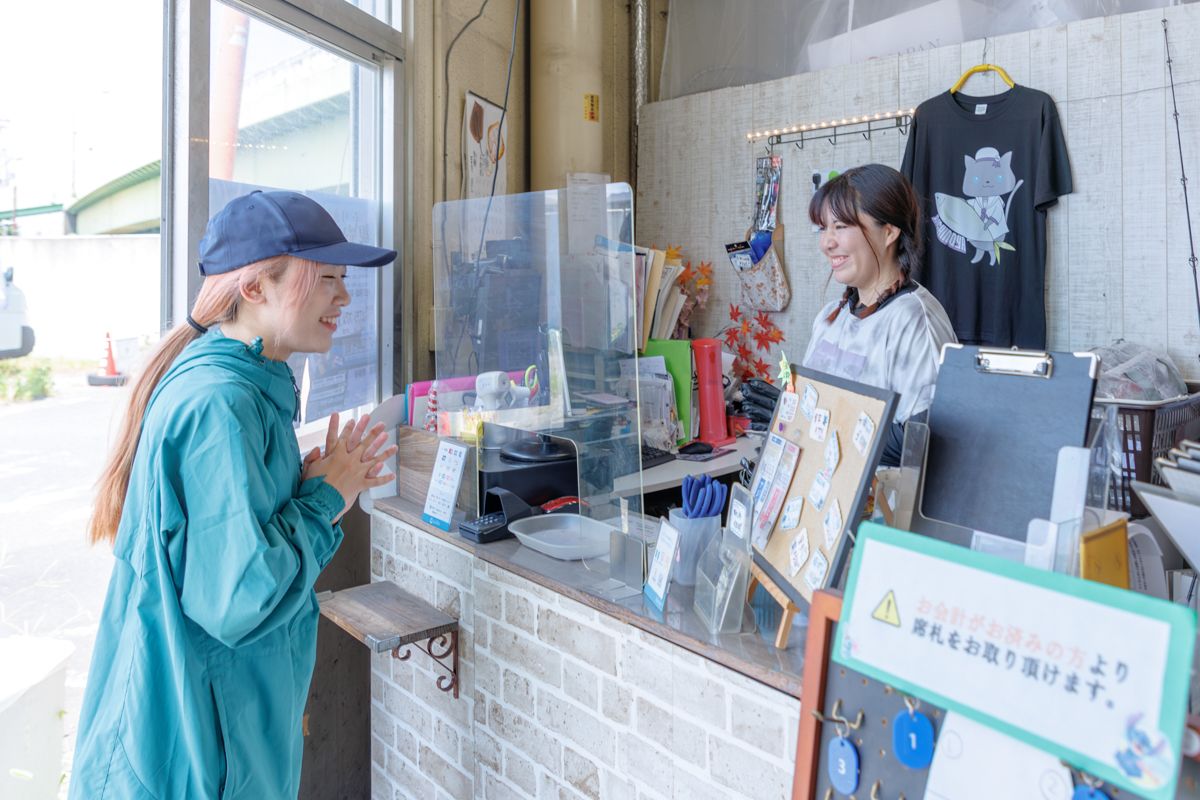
left=932, top=147, right=1025, bottom=266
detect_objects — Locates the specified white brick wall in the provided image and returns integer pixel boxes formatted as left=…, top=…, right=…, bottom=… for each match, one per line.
left=370, top=511, right=801, bottom=800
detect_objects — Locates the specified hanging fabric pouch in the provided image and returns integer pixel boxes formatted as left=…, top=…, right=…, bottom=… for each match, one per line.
left=734, top=224, right=790, bottom=312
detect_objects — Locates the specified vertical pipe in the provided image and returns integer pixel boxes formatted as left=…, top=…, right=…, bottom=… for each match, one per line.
left=530, top=0, right=603, bottom=191
left=630, top=0, right=649, bottom=192
left=209, top=7, right=248, bottom=181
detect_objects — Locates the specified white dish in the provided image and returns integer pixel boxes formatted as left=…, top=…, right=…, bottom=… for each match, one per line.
left=509, top=514, right=612, bottom=560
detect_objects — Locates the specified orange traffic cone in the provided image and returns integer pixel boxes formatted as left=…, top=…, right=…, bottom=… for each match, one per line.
left=87, top=332, right=129, bottom=387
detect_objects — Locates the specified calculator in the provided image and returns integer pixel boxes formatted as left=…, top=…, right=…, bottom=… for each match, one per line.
left=458, top=511, right=511, bottom=543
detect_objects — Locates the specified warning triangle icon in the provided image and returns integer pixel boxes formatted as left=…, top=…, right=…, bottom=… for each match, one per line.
left=871, top=590, right=901, bottom=627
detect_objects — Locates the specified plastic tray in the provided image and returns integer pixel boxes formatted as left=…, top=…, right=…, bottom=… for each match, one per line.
left=509, top=514, right=612, bottom=560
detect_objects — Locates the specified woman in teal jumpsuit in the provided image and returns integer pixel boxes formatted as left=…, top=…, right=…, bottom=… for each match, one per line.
left=71, top=191, right=399, bottom=799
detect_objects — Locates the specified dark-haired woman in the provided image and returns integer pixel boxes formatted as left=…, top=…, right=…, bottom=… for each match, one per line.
left=803, top=164, right=955, bottom=452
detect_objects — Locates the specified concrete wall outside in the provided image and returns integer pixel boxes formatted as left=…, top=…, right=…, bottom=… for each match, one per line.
left=0, top=235, right=160, bottom=361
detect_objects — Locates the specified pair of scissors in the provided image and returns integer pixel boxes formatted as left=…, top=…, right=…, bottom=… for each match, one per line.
left=681, top=474, right=727, bottom=519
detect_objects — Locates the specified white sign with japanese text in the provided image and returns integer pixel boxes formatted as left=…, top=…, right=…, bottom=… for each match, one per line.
left=835, top=523, right=1195, bottom=800
left=420, top=440, right=468, bottom=532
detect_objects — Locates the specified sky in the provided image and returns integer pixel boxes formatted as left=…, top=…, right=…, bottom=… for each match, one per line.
left=0, top=1, right=164, bottom=209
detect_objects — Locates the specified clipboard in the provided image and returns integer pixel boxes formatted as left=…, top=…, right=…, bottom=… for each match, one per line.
left=916, top=345, right=1098, bottom=544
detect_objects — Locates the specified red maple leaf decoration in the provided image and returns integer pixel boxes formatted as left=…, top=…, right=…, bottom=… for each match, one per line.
left=766, top=326, right=785, bottom=344
left=754, top=311, right=773, bottom=331
left=729, top=303, right=742, bottom=323
left=739, top=318, right=751, bottom=336
left=753, top=358, right=771, bottom=377
left=752, top=328, right=773, bottom=352
left=677, top=262, right=697, bottom=286
left=722, top=328, right=740, bottom=348
left=741, top=367, right=757, bottom=382
left=737, top=343, right=753, bottom=363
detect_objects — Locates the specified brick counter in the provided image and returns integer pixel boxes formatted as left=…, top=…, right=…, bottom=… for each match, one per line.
left=368, top=499, right=802, bottom=800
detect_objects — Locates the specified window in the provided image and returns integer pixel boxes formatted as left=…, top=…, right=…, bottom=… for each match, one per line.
left=166, top=0, right=407, bottom=423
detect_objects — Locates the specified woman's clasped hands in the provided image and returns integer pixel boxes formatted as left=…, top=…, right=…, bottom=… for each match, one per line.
left=302, top=412, right=399, bottom=522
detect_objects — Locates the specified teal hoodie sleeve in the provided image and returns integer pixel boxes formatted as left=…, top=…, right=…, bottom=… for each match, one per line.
left=167, top=386, right=346, bottom=648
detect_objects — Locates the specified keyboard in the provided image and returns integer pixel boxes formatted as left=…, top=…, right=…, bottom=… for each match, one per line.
left=640, top=443, right=676, bottom=469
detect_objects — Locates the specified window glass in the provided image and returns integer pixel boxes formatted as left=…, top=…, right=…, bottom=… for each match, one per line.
left=210, top=2, right=384, bottom=428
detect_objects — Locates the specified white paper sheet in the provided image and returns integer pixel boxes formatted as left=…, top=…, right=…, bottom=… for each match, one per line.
left=924, top=712, right=1073, bottom=800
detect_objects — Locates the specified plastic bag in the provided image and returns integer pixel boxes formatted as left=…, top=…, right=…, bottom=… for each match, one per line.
left=1091, top=340, right=1187, bottom=401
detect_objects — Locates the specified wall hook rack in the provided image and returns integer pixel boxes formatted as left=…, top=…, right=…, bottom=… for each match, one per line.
left=760, top=112, right=913, bottom=153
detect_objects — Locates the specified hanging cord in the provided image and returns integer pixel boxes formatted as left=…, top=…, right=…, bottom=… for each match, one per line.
left=474, top=0, right=520, bottom=265
left=442, top=0, right=492, bottom=207
left=1164, top=17, right=1200, bottom=346
left=440, top=0, right=522, bottom=372
left=438, top=0, right=492, bottom=372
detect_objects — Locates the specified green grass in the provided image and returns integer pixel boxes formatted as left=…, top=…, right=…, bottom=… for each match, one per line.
left=0, top=357, right=57, bottom=401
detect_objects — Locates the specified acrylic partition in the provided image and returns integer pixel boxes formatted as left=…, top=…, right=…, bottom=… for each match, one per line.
left=431, top=183, right=644, bottom=524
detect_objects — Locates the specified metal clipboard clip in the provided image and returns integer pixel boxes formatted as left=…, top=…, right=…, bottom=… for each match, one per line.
left=973, top=347, right=1054, bottom=379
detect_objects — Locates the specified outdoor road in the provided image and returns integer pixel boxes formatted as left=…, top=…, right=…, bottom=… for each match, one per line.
left=0, top=373, right=124, bottom=790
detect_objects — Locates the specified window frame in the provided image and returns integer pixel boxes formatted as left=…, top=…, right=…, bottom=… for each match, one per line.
left=162, top=0, right=410, bottom=398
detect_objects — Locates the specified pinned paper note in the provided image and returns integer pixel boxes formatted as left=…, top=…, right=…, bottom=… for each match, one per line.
left=852, top=411, right=876, bottom=456
left=781, top=496, right=804, bottom=529
left=809, top=408, right=831, bottom=442
left=752, top=434, right=786, bottom=509
left=823, top=498, right=843, bottom=550
left=790, top=532, right=810, bottom=576
left=810, top=471, right=832, bottom=511
left=824, top=431, right=841, bottom=475
left=801, top=384, right=818, bottom=419
left=804, top=550, right=829, bottom=591
left=778, top=390, right=799, bottom=422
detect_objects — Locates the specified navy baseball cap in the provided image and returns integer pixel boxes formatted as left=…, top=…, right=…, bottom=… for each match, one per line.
left=198, top=190, right=397, bottom=276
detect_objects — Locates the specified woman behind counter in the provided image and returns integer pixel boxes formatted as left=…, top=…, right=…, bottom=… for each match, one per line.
left=803, top=163, right=957, bottom=456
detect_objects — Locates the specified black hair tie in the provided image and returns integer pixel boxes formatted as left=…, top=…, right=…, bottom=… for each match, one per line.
left=186, top=314, right=208, bottom=334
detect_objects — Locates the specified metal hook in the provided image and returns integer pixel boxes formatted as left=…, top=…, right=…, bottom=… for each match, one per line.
left=823, top=788, right=834, bottom=800
left=871, top=779, right=883, bottom=800
left=903, top=695, right=920, bottom=717
left=836, top=718, right=850, bottom=739
left=829, top=699, right=851, bottom=739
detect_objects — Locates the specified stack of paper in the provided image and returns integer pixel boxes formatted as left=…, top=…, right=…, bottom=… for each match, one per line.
left=1132, top=481, right=1200, bottom=585
left=594, top=236, right=690, bottom=350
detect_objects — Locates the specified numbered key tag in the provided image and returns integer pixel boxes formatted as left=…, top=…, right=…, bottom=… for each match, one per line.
left=826, top=736, right=860, bottom=795
left=893, top=709, right=936, bottom=769
left=1071, top=788, right=1112, bottom=800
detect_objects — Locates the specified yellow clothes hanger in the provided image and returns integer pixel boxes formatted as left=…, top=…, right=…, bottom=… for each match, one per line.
left=950, top=63, right=1015, bottom=93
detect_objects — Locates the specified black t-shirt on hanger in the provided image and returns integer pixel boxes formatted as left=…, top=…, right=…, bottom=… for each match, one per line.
left=901, top=85, right=1072, bottom=349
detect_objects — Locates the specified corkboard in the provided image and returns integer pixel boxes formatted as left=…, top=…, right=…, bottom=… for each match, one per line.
left=753, top=365, right=897, bottom=608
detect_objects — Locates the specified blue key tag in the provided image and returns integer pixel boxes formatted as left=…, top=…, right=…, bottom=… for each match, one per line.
left=893, top=708, right=936, bottom=769
left=1071, top=788, right=1112, bottom=800
left=826, top=735, right=860, bottom=794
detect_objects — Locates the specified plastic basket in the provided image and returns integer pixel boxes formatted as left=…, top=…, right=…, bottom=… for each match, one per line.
left=1091, top=385, right=1200, bottom=516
